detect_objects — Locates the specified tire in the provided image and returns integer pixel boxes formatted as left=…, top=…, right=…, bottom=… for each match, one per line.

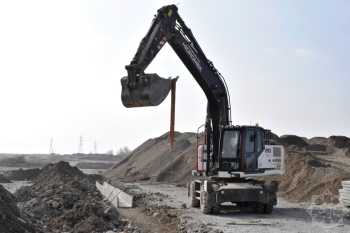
left=264, top=204, right=273, bottom=214
left=201, top=203, right=212, bottom=214
left=190, top=181, right=200, bottom=208
left=252, top=202, right=265, bottom=214
left=235, top=202, right=248, bottom=207
left=212, top=205, right=221, bottom=214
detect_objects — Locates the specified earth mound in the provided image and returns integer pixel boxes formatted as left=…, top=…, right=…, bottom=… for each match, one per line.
left=0, top=185, right=41, bottom=232
left=0, top=155, right=47, bottom=168
left=276, top=135, right=309, bottom=148
left=307, top=137, right=326, bottom=145
left=255, top=150, right=350, bottom=202
left=0, top=175, right=12, bottom=183
left=321, top=136, right=350, bottom=157
left=12, top=161, right=135, bottom=232
left=106, top=131, right=350, bottom=203
left=104, top=131, right=197, bottom=184
left=2, top=168, right=41, bottom=181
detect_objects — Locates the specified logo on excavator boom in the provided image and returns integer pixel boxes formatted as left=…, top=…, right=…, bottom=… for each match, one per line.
left=182, top=42, right=202, bottom=72
left=168, top=9, right=172, bottom=17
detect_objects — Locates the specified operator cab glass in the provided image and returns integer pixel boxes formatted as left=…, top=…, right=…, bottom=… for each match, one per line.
left=219, top=127, right=265, bottom=173
left=219, top=130, right=241, bottom=171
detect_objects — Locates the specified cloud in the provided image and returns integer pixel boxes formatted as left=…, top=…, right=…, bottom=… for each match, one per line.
left=295, top=48, right=314, bottom=57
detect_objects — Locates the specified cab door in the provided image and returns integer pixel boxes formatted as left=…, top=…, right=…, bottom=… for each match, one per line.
left=243, top=130, right=257, bottom=172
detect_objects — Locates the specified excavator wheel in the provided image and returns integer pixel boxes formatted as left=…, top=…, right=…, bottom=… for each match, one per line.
left=252, top=202, right=273, bottom=214
left=252, top=202, right=265, bottom=214
left=212, top=205, right=221, bottom=214
left=264, top=204, right=273, bottom=214
left=200, top=203, right=212, bottom=214
left=190, top=181, right=200, bottom=208
left=121, top=73, right=174, bottom=107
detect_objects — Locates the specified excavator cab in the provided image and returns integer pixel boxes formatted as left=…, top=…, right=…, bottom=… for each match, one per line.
left=121, top=73, right=173, bottom=108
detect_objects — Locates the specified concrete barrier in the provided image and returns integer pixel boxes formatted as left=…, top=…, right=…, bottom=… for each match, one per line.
left=340, top=181, right=350, bottom=206
left=96, top=181, right=133, bottom=208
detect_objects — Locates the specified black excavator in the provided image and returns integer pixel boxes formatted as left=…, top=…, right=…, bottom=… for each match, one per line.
left=121, top=5, right=285, bottom=214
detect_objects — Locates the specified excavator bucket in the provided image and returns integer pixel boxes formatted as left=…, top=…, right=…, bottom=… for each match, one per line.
left=121, top=73, right=174, bottom=107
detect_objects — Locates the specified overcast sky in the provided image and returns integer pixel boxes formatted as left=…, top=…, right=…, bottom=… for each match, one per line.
left=0, top=0, right=349, bottom=154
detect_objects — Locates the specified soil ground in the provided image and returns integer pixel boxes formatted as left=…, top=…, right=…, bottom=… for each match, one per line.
left=1, top=132, right=350, bottom=232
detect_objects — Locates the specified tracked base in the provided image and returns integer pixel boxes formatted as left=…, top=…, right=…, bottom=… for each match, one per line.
left=121, top=73, right=175, bottom=108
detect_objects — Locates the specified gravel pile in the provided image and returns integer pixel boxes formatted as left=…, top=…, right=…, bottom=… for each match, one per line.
left=3, top=161, right=139, bottom=233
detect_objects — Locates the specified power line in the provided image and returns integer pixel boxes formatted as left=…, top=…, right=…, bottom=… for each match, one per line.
left=78, top=134, right=83, bottom=154
left=49, top=138, right=54, bottom=154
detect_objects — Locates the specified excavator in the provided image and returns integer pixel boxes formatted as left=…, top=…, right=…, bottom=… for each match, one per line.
left=120, top=4, right=285, bottom=214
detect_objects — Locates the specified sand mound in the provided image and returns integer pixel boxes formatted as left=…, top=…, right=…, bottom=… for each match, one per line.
left=106, top=131, right=350, bottom=203
left=321, top=136, right=350, bottom=157
left=255, top=150, right=350, bottom=202
left=276, top=135, right=309, bottom=148
left=104, top=131, right=197, bottom=184
left=307, top=137, right=326, bottom=145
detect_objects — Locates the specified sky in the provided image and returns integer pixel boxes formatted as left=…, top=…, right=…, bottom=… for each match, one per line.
left=0, top=0, right=349, bottom=154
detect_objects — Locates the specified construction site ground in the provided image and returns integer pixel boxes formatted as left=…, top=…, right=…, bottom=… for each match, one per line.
left=1, top=132, right=350, bottom=232
left=116, top=182, right=350, bottom=233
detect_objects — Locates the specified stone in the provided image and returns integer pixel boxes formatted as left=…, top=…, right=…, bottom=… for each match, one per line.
left=104, top=207, right=119, bottom=220
left=51, top=201, right=60, bottom=209
left=44, top=190, right=54, bottom=197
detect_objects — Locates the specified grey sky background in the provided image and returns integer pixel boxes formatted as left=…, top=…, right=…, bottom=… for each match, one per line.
left=0, top=0, right=349, bottom=154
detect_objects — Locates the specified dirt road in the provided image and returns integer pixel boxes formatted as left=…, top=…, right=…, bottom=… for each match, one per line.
left=117, top=182, right=350, bottom=233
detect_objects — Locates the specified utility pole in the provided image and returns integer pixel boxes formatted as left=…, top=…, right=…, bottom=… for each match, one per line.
left=49, top=138, right=54, bottom=154
left=94, top=141, right=97, bottom=154
left=78, top=134, right=84, bottom=154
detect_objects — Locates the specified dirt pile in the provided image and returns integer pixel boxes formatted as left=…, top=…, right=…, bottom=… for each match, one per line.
left=12, top=161, right=138, bottom=233
left=275, top=135, right=309, bottom=148
left=307, top=137, right=326, bottom=145
left=2, top=168, right=41, bottom=181
left=0, top=175, right=12, bottom=183
left=0, top=185, right=41, bottom=232
left=105, top=131, right=350, bottom=203
left=255, top=150, right=350, bottom=202
left=104, top=131, right=197, bottom=184
left=0, top=155, right=47, bottom=168
left=321, top=136, right=350, bottom=157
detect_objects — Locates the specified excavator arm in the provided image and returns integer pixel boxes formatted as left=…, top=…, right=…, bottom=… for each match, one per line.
left=121, top=4, right=232, bottom=172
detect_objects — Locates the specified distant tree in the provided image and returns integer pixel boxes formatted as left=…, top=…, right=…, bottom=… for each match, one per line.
left=116, top=146, right=131, bottom=156
left=107, top=149, right=114, bottom=155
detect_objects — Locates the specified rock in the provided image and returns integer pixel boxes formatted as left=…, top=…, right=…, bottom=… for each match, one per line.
left=44, top=190, right=54, bottom=197
left=181, top=203, right=186, bottom=209
left=51, top=201, right=60, bottom=209
left=54, top=210, right=62, bottom=216
left=127, top=220, right=135, bottom=228
left=104, top=207, right=119, bottom=220
left=111, top=220, right=119, bottom=226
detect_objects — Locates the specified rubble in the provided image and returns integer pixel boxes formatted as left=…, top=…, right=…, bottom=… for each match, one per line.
left=1, top=161, right=137, bottom=233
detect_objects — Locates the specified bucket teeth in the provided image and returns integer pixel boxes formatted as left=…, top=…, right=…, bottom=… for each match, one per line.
left=121, top=73, right=173, bottom=107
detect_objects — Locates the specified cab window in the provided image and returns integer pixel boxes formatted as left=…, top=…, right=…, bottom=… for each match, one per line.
left=244, top=130, right=255, bottom=153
